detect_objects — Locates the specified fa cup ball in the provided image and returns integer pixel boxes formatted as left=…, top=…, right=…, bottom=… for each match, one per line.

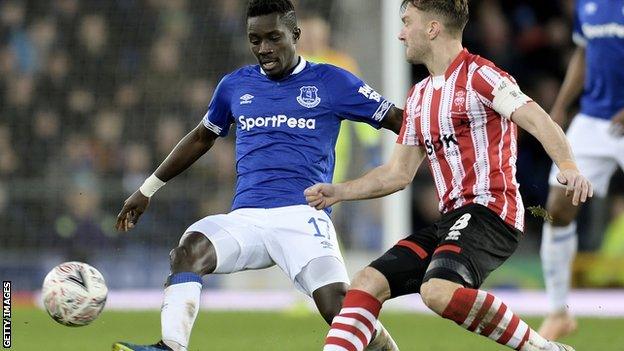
left=41, top=262, right=108, bottom=326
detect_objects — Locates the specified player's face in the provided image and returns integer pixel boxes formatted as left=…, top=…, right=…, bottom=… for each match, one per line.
left=398, top=5, right=431, bottom=64
left=247, top=14, right=299, bottom=79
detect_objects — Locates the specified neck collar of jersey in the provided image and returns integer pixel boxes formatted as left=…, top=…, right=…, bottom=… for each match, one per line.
left=443, top=48, right=467, bottom=80
left=260, top=56, right=307, bottom=77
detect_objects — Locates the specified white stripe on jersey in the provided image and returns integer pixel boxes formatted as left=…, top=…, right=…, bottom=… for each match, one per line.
left=421, top=81, right=448, bottom=212
left=467, top=62, right=494, bottom=208
left=440, top=64, right=466, bottom=209
left=509, top=124, right=525, bottom=231
left=498, top=116, right=510, bottom=222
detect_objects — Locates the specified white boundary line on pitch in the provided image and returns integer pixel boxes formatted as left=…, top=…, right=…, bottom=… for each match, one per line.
left=34, top=289, right=624, bottom=317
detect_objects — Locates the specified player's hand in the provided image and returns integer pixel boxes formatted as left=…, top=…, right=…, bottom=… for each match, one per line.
left=608, top=108, right=624, bottom=137
left=115, top=190, right=150, bottom=232
left=304, top=183, right=343, bottom=210
left=556, top=169, right=593, bottom=206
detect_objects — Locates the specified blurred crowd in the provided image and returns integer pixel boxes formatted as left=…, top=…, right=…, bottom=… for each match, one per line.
left=0, top=0, right=622, bottom=288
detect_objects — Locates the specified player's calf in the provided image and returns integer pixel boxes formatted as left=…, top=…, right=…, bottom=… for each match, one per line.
left=322, top=267, right=398, bottom=351
left=313, top=282, right=348, bottom=324
left=438, top=285, right=568, bottom=351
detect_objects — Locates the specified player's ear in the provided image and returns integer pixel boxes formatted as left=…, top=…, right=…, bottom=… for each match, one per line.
left=427, top=20, right=441, bottom=39
left=293, top=27, right=301, bottom=42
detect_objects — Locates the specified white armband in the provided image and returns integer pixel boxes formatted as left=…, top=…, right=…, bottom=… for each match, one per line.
left=139, top=174, right=166, bottom=197
left=492, top=77, right=531, bottom=119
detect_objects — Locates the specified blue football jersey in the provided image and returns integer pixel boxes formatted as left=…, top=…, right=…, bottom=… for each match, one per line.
left=573, top=0, right=624, bottom=120
left=202, top=58, right=394, bottom=212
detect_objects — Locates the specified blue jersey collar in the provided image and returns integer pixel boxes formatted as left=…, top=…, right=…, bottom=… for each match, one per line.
left=260, top=57, right=307, bottom=76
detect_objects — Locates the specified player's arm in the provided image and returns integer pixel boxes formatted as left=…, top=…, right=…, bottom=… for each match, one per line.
left=116, top=123, right=218, bottom=232
left=511, top=102, right=593, bottom=205
left=380, top=106, right=404, bottom=134
left=305, top=144, right=426, bottom=209
left=550, top=46, right=586, bottom=126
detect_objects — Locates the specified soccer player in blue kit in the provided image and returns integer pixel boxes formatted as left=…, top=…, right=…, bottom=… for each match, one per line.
left=539, top=0, right=624, bottom=340
left=112, top=1, right=402, bottom=350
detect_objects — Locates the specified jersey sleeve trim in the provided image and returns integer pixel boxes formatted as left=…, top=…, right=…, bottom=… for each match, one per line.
left=202, top=118, right=223, bottom=135
left=572, top=32, right=587, bottom=47
left=372, top=100, right=394, bottom=122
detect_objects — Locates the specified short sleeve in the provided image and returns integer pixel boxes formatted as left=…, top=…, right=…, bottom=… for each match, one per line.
left=471, top=65, right=532, bottom=119
left=396, top=86, right=420, bottom=146
left=572, top=6, right=586, bottom=47
left=323, top=66, right=394, bottom=129
left=202, top=74, right=235, bottom=137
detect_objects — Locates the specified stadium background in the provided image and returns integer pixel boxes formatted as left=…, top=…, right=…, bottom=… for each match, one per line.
left=1, top=0, right=624, bottom=348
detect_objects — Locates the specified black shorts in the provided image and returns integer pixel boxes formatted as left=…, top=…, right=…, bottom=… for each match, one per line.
left=370, top=204, right=521, bottom=298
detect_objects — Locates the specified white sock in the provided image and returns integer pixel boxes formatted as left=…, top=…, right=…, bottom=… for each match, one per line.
left=161, top=273, right=203, bottom=351
left=540, top=222, right=578, bottom=313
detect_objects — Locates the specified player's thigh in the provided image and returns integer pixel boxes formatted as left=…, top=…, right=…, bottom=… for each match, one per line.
left=296, top=256, right=349, bottom=299
left=423, top=204, right=521, bottom=289
left=368, top=225, right=438, bottom=298
left=548, top=155, right=618, bottom=198
left=183, top=212, right=274, bottom=274
left=263, top=205, right=347, bottom=295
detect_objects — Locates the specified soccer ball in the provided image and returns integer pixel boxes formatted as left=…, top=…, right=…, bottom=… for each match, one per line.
left=41, top=261, right=108, bottom=326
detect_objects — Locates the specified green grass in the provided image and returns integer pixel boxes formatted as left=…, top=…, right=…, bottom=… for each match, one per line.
left=11, top=307, right=624, bottom=350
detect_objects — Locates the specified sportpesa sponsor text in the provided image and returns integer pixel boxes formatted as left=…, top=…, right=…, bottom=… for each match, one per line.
left=238, top=115, right=316, bottom=131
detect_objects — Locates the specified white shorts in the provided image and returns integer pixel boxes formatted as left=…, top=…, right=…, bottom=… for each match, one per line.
left=182, top=205, right=349, bottom=296
left=549, top=114, right=624, bottom=196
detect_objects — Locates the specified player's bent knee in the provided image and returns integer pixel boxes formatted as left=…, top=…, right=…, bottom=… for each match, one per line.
left=420, top=279, right=458, bottom=314
left=169, top=232, right=217, bottom=275
left=313, top=282, right=348, bottom=324
left=351, top=267, right=391, bottom=302
left=546, top=188, right=579, bottom=226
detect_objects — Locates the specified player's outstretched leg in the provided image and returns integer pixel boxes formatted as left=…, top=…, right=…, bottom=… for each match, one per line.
left=539, top=187, right=580, bottom=340
left=113, top=232, right=216, bottom=351
left=421, top=278, right=575, bottom=351
left=308, top=257, right=399, bottom=351
left=323, top=267, right=392, bottom=351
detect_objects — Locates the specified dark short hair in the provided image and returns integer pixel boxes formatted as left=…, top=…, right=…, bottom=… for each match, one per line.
left=401, top=0, right=469, bottom=35
left=247, top=0, right=297, bottom=31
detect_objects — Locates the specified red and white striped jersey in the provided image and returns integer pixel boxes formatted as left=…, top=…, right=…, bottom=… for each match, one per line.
left=397, top=49, right=531, bottom=231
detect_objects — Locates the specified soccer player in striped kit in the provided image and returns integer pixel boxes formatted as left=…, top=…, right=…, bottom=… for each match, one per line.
left=305, top=1, right=592, bottom=350
left=539, top=0, right=624, bottom=340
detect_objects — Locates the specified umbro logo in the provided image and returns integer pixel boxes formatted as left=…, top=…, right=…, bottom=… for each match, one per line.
left=240, top=94, right=254, bottom=105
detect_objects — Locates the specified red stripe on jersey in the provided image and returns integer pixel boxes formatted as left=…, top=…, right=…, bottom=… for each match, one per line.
left=452, top=64, right=478, bottom=209
left=397, top=86, right=416, bottom=144
left=503, top=123, right=519, bottom=226
left=434, top=244, right=462, bottom=255
left=429, top=84, right=455, bottom=211
left=396, top=240, right=428, bottom=259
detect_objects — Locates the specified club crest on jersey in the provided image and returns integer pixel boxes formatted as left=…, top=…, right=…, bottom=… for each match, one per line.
left=453, top=90, right=466, bottom=108
left=297, top=86, right=321, bottom=108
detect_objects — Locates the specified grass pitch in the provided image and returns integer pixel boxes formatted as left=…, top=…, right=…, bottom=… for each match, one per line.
left=11, top=307, right=624, bottom=350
